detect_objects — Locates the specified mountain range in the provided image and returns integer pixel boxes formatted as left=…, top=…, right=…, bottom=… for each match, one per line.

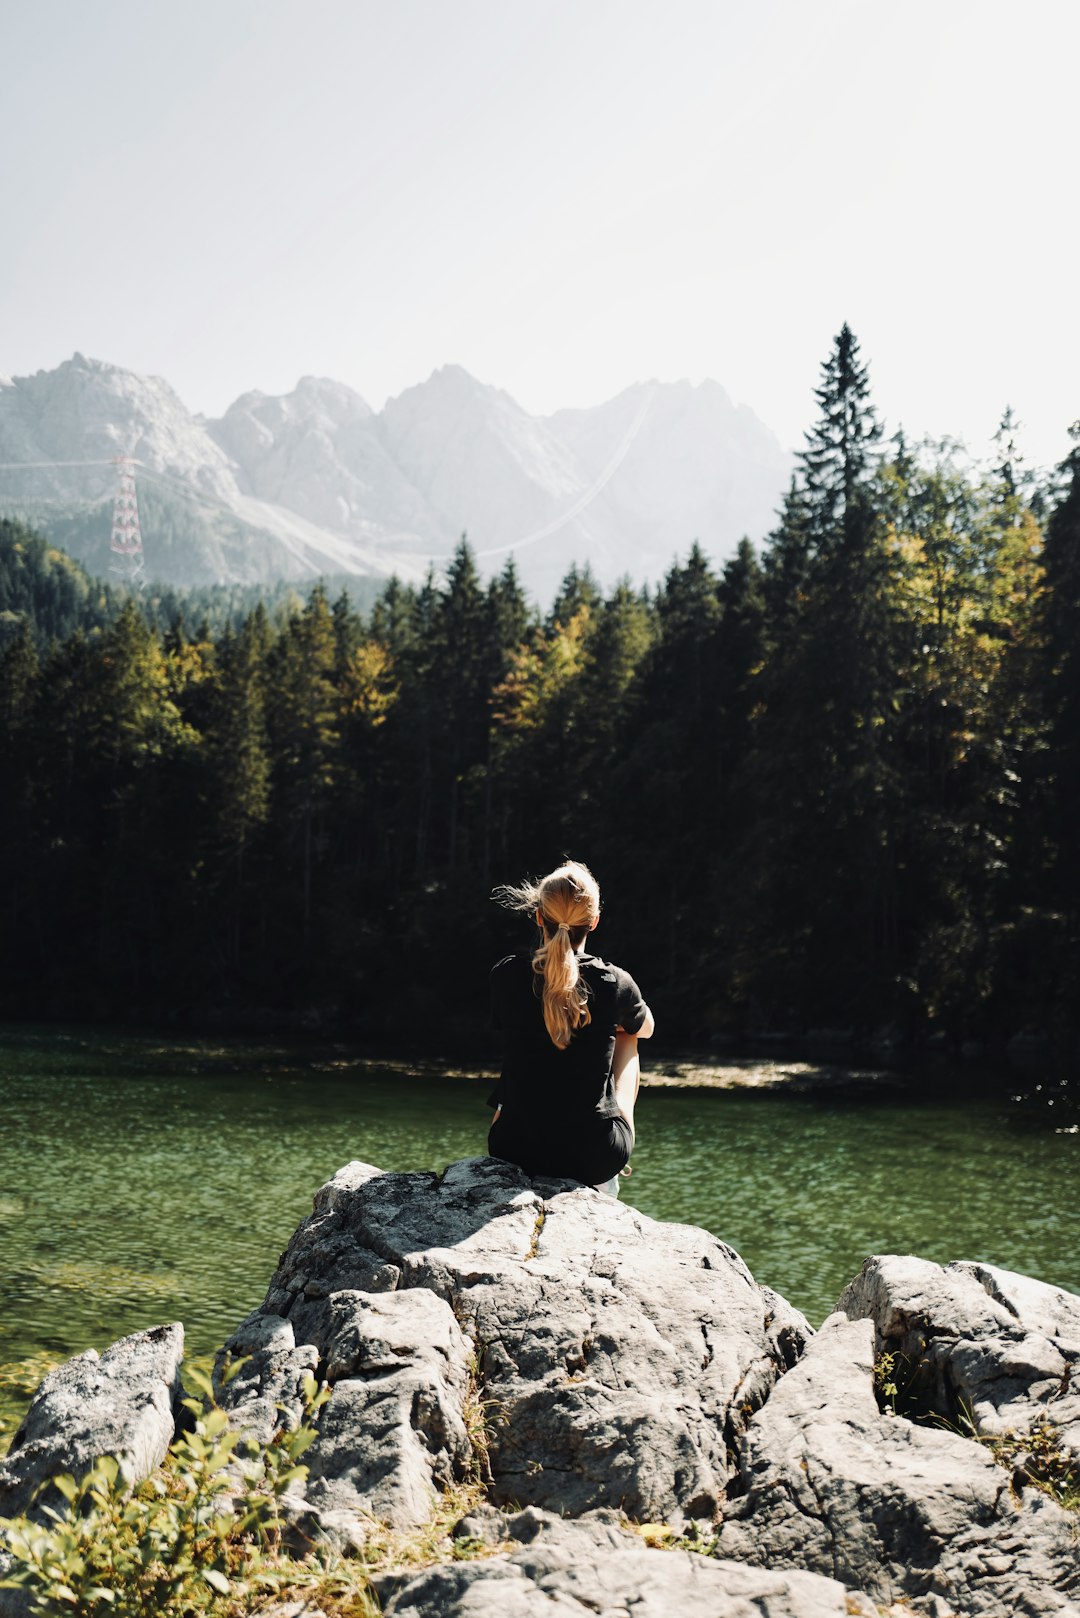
left=0, top=353, right=792, bottom=600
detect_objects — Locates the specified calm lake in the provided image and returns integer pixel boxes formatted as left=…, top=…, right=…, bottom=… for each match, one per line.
left=2, top=1026, right=1078, bottom=1436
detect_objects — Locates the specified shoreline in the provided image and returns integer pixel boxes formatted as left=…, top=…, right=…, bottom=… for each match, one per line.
left=0, top=1022, right=1065, bottom=1098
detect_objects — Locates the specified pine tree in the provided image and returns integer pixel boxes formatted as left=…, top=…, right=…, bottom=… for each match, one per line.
left=761, top=477, right=813, bottom=633
left=204, top=612, right=272, bottom=964
left=0, top=623, right=40, bottom=949
left=740, top=327, right=902, bottom=1026
left=548, top=563, right=601, bottom=631
left=267, top=586, right=341, bottom=948
left=800, top=323, right=883, bottom=553
left=1041, top=423, right=1080, bottom=925
left=600, top=546, right=724, bottom=1014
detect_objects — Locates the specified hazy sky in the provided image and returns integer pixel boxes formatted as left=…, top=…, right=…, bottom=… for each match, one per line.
left=2, top=0, right=1077, bottom=467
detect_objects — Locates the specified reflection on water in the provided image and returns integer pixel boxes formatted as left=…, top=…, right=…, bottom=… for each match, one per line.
left=1, top=1028, right=1077, bottom=1433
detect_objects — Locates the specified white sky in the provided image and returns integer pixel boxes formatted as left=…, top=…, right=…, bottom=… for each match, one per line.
left=2, top=0, right=1077, bottom=468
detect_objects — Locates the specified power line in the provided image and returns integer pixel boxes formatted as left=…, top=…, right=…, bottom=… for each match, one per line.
left=0, top=393, right=658, bottom=571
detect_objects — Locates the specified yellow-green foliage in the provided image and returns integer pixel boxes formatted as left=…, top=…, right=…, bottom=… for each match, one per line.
left=0, top=1364, right=379, bottom=1617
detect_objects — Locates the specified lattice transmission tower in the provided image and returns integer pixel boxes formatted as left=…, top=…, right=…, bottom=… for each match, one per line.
left=110, top=455, right=145, bottom=586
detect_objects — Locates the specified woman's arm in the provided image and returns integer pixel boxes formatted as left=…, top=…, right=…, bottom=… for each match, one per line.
left=611, top=1031, right=641, bottom=1140
left=611, top=1002, right=652, bottom=1141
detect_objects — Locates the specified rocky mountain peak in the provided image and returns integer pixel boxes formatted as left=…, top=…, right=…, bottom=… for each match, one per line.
left=0, top=353, right=793, bottom=597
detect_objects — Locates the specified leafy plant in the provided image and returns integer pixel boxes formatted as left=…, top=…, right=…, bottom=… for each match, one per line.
left=460, top=1348, right=505, bottom=1488
left=0, top=1363, right=371, bottom=1617
left=974, top=1413, right=1080, bottom=1513
left=869, top=1344, right=932, bottom=1420
left=872, top=1349, right=899, bottom=1411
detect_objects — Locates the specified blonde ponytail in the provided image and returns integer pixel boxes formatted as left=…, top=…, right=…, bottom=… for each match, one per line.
left=492, top=860, right=601, bottom=1049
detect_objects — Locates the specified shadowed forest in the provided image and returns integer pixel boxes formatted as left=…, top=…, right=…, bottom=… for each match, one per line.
left=2, top=328, right=1079, bottom=1056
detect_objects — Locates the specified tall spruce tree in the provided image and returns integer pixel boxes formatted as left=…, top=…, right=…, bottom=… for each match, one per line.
left=204, top=612, right=272, bottom=965
left=741, top=326, right=902, bottom=1026
left=1040, top=423, right=1080, bottom=970
left=267, top=586, right=341, bottom=951
left=602, top=545, right=724, bottom=1017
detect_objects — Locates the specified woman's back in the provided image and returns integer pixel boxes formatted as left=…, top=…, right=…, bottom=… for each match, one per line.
left=489, top=949, right=647, bottom=1124
left=486, top=860, right=652, bottom=1189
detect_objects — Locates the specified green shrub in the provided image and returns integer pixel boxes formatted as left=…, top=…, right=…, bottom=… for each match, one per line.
left=0, top=1364, right=379, bottom=1616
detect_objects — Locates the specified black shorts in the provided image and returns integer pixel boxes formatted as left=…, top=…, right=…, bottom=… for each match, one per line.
left=488, top=1112, right=633, bottom=1187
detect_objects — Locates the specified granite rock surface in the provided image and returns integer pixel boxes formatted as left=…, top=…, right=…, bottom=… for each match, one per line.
left=716, top=1311, right=1080, bottom=1617
left=0, top=1322, right=184, bottom=1520
left=839, top=1254, right=1080, bottom=1468
left=378, top=1508, right=886, bottom=1618
left=5, top=1161, right=1080, bottom=1618
left=231, top=1155, right=811, bottom=1529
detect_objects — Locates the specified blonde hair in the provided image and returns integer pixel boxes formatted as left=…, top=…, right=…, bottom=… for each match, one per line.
left=493, top=860, right=601, bottom=1049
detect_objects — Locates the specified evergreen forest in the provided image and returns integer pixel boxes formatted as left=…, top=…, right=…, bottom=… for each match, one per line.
left=2, top=327, right=1079, bottom=1059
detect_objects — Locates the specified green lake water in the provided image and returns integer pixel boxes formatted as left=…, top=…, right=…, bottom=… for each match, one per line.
left=2, top=1027, right=1078, bottom=1437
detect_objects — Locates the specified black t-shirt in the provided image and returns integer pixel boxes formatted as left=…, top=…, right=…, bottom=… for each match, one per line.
left=487, top=951, right=648, bottom=1126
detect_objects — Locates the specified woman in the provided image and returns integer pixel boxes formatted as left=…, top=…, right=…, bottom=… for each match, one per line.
left=486, top=860, right=654, bottom=1194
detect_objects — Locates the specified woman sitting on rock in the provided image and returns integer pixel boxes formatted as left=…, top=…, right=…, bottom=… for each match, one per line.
left=486, top=860, right=654, bottom=1196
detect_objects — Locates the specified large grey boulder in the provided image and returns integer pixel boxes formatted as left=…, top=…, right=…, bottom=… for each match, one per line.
left=0, top=1323, right=184, bottom=1520
left=8, top=1165, right=1076, bottom=1618
left=230, top=1155, right=810, bottom=1529
left=838, top=1255, right=1080, bottom=1466
left=716, top=1312, right=1080, bottom=1617
left=378, top=1508, right=886, bottom=1617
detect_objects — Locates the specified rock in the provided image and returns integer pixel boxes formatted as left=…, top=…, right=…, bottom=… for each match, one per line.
left=7, top=1165, right=1077, bottom=1617
left=716, top=1312, right=1080, bottom=1616
left=377, top=1508, right=885, bottom=1617
left=239, top=1156, right=810, bottom=1530
left=294, top=1288, right=472, bottom=1532
left=838, top=1255, right=1080, bottom=1467
left=0, top=1560, right=29, bottom=1618
left=0, top=1323, right=184, bottom=1520
left=257, top=1606, right=332, bottom=1618
left=213, top=1309, right=319, bottom=1447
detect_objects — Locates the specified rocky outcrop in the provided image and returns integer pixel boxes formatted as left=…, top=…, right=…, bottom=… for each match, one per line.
left=225, top=1285, right=474, bottom=1542
left=4, top=1162, right=1080, bottom=1618
left=3, top=354, right=791, bottom=598
left=0, top=1322, right=184, bottom=1519
left=223, top=1156, right=810, bottom=1532
left=377, top=1507, right=887, bottom=1617
left=838, top=1254, right=1080, bottom=1466
left=716, top=1312, right=1080, bottom=1616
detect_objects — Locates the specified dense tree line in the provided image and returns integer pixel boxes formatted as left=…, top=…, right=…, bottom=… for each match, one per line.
left=0, top=520, right=384, bottom=648
left=1, top=328, right=1078, bottom=1055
